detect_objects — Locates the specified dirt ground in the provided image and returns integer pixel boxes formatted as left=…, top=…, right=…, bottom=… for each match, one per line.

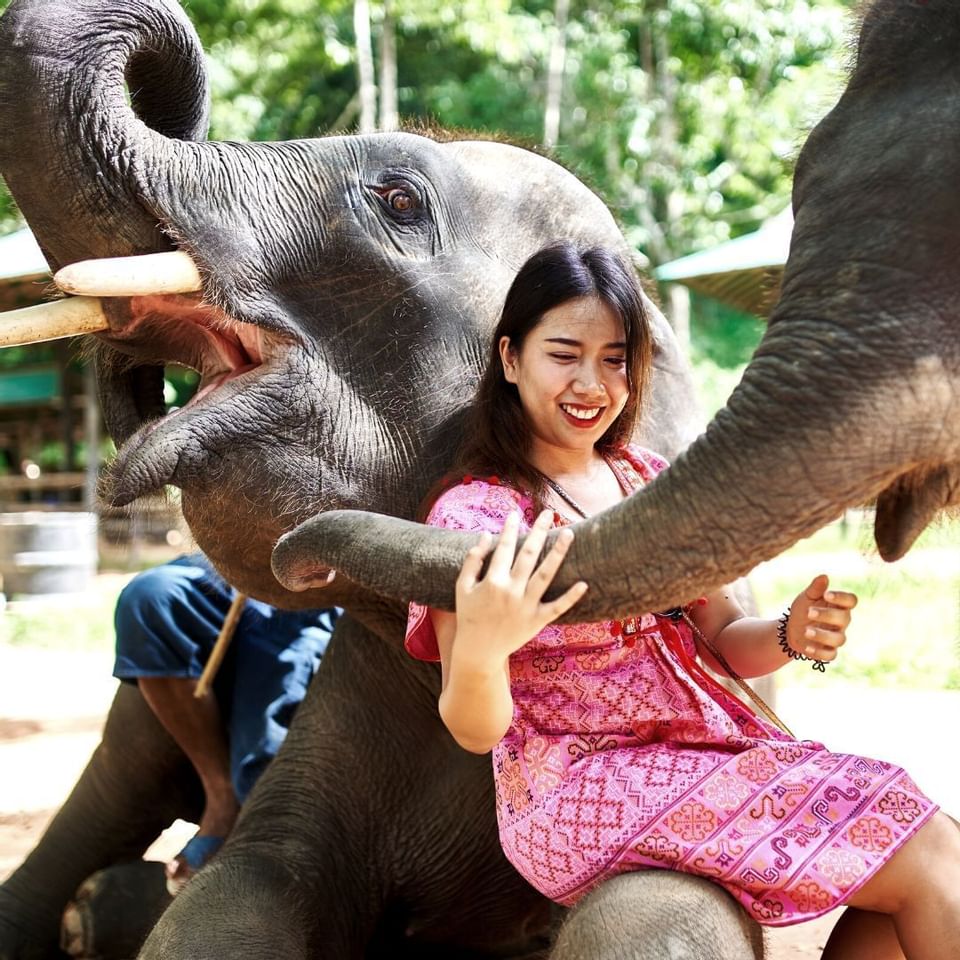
left=4, top=644, right=957, bottom=958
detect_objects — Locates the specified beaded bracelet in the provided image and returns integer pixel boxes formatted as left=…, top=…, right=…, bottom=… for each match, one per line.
left=777, top=611, right=827, bottom=672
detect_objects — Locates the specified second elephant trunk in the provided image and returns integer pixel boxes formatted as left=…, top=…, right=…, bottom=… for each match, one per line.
left=274, top=317, right=948, bottom=622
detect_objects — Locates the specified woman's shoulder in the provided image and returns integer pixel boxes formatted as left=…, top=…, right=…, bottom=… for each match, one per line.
left=619, top=443, right=670, bottom=482
left=426, top=476, right=532, bottom=532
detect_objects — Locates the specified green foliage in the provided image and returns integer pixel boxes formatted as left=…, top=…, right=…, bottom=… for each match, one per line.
left=689, top=293, right=764, bottom=367
left=0, top=182, right=21, bottom=233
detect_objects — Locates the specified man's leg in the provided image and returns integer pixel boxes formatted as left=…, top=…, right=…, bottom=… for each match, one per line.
left=113, top=556, right=241, bottom=887
left=227, top=606, right=340, bottom=803
left=138, top=677, right=239, bottom=840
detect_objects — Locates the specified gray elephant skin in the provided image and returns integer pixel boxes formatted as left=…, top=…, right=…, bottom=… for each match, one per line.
left=0, top=1, right=752, bottom=959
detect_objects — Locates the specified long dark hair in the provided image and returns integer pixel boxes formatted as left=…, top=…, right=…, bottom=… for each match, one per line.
left=425, top=241, right=654, bottom=514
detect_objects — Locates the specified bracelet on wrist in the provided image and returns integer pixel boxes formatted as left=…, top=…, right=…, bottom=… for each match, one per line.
left=777, top=611, right=827, bottom=672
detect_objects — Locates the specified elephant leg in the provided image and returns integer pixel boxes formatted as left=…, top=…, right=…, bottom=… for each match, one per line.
left=0, top=683, right=202, bottom=960
left=137, top=629, right=389, bottom=960
left=139, top=614, right=552, bottom=960
left=138, top=855, right=314, bottom=960
left=549, top=872, right=765, bottom=960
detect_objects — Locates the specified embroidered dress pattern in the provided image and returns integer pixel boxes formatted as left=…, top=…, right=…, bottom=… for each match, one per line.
left=405, top=445, right=937, bottom=925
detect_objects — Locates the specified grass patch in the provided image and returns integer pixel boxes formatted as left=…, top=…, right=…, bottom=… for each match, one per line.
left=751, top=512, right=960, bottom=691
left=0, top=574, right=128, bottom=653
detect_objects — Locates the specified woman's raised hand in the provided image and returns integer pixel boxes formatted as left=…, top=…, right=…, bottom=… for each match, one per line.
left=454, top=509, right=588, bottom=661
left=787, top=574, right=858, bottom=664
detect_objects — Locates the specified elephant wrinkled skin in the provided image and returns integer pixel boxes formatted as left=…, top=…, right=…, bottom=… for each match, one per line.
left=0, top=1, right=744, bottom=959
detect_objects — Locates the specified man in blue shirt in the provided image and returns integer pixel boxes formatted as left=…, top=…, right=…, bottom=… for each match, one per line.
left=113, top=554, right=340, bottom=893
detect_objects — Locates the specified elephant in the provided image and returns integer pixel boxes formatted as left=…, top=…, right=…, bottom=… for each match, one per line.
left=269, top=0, right=960, bottom=950
left=0, top=1, right=759, bottom=959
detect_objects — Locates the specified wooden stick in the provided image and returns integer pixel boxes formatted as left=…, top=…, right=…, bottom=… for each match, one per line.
left=54, top=251, right=203, bottom=297
left=0, top=297, right=109, bottom=347
left=194, top=592, right=248, bottom=699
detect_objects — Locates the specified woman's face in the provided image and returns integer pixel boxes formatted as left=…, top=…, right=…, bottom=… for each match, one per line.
left=499, top=295, right=629, bottom=461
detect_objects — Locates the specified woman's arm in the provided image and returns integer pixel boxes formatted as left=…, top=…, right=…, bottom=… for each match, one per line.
left=433, top=510, right=588, bottom=754
left=688, top=575, right=857, bottom=679
left=433, top=609, right=515, bottom=754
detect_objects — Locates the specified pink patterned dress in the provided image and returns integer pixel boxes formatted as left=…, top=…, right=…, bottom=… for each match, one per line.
left=405, top=444, right=937, bottom=926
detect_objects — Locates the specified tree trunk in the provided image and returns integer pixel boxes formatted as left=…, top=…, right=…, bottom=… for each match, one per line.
left=637, top=3, right=681, bottom=267
left=665, top=282, right=690, bottom=353
left=378, top=1, right=398, bottom=131
left=354, top=0, right=377, bottom=133
left=543, top=0, right=570, bottom=148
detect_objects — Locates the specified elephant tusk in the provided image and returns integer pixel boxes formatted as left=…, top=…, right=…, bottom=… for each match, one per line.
left=0, top=297, right=109, bottom=347
left=54, top=250, right=203, bottom=297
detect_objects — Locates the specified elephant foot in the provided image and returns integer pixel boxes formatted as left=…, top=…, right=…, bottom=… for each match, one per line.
left=550, top=872, right=765, bottom=960
left=60, top=863, right=171, bottom=960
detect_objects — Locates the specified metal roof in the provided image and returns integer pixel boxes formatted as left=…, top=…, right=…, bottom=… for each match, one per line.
left=654, top=207, right=793, bottom=318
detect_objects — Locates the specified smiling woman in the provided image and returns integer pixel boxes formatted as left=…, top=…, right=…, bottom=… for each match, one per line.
left=423, top=241, right=654, bottom=519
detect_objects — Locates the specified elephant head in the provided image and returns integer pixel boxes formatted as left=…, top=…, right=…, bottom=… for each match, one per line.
left=273, top=0, right=960, bottom=621
left=0, top=0, right=700, bottom=617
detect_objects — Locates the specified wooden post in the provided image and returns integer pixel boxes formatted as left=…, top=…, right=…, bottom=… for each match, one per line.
left=194, top=593, right=248, bottom=699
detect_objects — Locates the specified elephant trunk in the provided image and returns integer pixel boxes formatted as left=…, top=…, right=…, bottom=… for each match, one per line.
left=0, top=0, right=209, bottom=269
left=274, top=310, right=951, bottom=621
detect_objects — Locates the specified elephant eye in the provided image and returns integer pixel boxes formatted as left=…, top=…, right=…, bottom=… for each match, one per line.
left=369, top=181, right=424, bottom=219
left=387, top=188, right=414, bottom=212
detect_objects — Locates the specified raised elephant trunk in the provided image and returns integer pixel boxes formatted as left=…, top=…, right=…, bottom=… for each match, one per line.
left=0, top=0, right=208, bottom=268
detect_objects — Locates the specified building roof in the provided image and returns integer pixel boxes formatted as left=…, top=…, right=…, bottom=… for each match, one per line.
left=654, top=207, right=793, bottom=317
left=0, top=227, right=49, bottom=282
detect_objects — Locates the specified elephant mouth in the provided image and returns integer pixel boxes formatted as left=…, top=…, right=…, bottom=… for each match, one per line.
left=101, top=292, right=297, bottom=505
left=21, top=250, right=299, bottom=505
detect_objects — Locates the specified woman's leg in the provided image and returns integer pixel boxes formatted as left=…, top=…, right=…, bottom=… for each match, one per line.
left=836, top=812, right=960, bottom=960
left=821, top=908, right=904, bottom=960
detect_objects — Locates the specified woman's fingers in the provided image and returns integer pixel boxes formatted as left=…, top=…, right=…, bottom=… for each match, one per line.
left=802, top=626, right=846, bottom=660
left=824, top=588, right=858, bottom=609
left=806, top=605, right=851, bottom=629
left=511, top=510, right=554, bottom=579
left=801, top=627, right=847, bottom=660
left=487, top=511, right=522, bottom=579
left=804, top=573, right=830, bottom=602
left=526, top=527, right=576, bottom=600
left=457, top=532, right=493, bottom=592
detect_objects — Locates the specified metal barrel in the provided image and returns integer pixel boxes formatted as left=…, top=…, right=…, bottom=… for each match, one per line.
left=0, top=511, right=97, bottom=596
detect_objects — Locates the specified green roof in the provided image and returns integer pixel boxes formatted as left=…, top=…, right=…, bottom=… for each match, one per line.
left=654, top=208, right=793, bottom=317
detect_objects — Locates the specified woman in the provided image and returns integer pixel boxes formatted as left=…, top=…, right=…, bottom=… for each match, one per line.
left=406, top=242, right=960, bottom=958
